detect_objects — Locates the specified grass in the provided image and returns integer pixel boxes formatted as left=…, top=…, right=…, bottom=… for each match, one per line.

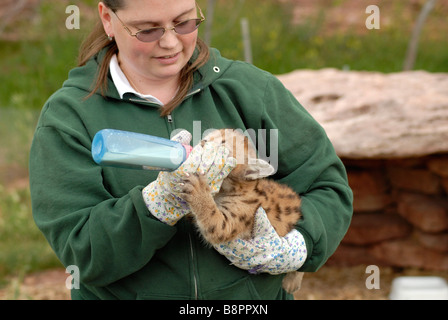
left=0, top=0, right=447, bottom=292
left=0, top=186, right=63, bottom=284
left=1, top=0, right=448, bottom=111
left=202, top=0, right=448, bottom=73
left=0, top=108, right=63, bottom=288
left=0, top=1, right=93, bottom=111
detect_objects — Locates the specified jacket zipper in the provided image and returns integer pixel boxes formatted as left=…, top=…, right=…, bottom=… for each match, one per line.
left=128, top=97, right=159, bottom=105
left=128, top=88, right=202, bottom=139
left=170, top=86, right=199, bottom=299
left=188, top=232, right=199, bottom=299
left=128, top=88, right=202, bottom=107
left=166, top=114, right=175, bottom=133
left=127, top=97, right=175, bottom=130
left=165, top=87, right=202, bottom=131
left=168, top=88, right=201, bottom=299
left=185, top=88, right=201, bottom=98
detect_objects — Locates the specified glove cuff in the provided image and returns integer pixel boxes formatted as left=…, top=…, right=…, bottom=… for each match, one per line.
left=254, top=229, right=308, bottom=275
left=142, top=182, right=189, bottom=226
left=214, top=228, right=308, bottom=275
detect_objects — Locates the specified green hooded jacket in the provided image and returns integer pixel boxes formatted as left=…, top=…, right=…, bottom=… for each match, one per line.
left=29, top=48, right=353, bottom=300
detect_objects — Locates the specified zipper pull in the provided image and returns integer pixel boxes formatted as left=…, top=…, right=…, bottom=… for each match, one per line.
left=167, top=114, right=173, bottom=123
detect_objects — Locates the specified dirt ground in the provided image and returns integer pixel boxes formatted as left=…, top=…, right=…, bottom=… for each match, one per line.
left=0, top=266, right=380, bottom=300
left=1, top=265, right=446, bottom=300
left=0, top=269, right=71, bottom=300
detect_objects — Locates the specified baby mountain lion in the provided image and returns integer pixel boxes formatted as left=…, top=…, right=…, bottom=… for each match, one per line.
left=179, top=129, right=304, bottom=294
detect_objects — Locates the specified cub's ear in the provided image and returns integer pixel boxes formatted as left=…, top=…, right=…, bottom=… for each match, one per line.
left=244, top=159, right=276, bottom=180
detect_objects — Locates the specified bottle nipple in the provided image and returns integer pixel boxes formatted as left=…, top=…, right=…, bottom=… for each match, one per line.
left=183, top=144, right=193, bottom=158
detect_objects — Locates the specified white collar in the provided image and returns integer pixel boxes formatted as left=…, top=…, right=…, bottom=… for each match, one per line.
left=109, top=54, right=164, bottom=105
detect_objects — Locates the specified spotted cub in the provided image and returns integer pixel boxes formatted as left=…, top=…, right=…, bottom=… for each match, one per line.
left=179, top=129, right=304, bottom=293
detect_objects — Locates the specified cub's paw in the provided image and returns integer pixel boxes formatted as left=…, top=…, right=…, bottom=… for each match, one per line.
left=282, top=272, right=304, bottom=294
left=178, top=172, right=210, bottom=203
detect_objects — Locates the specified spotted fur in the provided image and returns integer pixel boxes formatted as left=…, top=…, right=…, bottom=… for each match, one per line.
left=179, top=129, right=304, bottom=293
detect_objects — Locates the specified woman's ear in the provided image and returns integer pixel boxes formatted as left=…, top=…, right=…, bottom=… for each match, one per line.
left=98, top=2, right=114, bottom=38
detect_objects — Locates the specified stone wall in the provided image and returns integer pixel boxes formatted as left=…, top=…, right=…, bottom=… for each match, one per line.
left=329, top=155, right=448, bottom=271
left=278, top=69, right=448, bottom=271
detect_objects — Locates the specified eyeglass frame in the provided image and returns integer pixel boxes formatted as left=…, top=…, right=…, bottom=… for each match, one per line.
left=111, top=3, right=206, bottom=43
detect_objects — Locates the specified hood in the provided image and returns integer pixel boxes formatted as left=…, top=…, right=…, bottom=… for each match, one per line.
left=62, top=47, right=233, bottom=101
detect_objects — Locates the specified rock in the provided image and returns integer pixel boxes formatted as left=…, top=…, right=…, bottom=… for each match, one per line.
left=369, top=239, right=448, bottom=271
left=327, top=244, right=379, bottom=267
left=347, top=170, right=392, bottom=212
left=347, top=170, right=388, bottom=195
left=277, top=69, right=448, bottom=159
left=388, top=167, right=442, bottom=195
left=416, top=231, right=448, bottom=252
left=427, top=156, right=448, bottom=178
left=442, top=178, right=448, bottom=194
left=342, top=213, right=412, bottom=245
left=353, top=194, right=393, bottom=213
left=397, top=193, right=448, bottom=233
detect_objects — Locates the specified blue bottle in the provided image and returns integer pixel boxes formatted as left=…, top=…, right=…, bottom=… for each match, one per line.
left=91, top=129, right=193, bottom=171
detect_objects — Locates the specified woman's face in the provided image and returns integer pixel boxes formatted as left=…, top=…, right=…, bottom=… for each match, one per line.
left=99, top=0, right=199, bottom=84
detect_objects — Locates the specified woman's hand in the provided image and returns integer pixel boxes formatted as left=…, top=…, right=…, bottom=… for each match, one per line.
left=143, top=130, right=237, bottom=226
left=214, top=207, right=308, bottom=274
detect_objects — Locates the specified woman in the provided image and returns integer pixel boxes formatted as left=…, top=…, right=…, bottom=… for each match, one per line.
left=30, top=0, right=353, bottom=300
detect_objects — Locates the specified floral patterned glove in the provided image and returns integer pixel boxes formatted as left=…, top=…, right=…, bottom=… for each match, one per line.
left=214, top=207, right=307, bottom=275
left=143, top=130, right=237, bottom=226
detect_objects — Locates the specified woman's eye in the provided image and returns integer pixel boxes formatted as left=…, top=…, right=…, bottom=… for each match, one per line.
left=140, top=28, right=161, bottom=35
left=176, top=20, right=189, bottom=26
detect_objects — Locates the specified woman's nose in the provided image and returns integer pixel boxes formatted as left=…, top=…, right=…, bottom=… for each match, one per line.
left=158, top=28, right=179, bottom=49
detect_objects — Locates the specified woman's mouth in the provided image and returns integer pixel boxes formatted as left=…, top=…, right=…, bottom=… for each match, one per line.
left=156, top=52, right=180, bottom=65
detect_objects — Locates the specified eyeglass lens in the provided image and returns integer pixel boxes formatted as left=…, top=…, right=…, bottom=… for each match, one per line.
left=136, top=19, right=202, bottom=42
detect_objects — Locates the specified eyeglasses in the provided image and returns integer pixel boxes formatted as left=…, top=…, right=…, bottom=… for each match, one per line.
left=111, top=4, right=205, bottom=43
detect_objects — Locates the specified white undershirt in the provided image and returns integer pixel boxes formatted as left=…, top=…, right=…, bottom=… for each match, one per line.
left=109, top=54, right=164, bottom=105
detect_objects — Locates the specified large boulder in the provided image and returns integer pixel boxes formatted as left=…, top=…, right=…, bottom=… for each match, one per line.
left=278, top=69, right=448, bottom=159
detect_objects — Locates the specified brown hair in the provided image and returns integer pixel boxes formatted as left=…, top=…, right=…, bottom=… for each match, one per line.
left=78, top=1, right=210, bottom=116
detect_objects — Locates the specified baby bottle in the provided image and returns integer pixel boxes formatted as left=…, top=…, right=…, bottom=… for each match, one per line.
left=91, top=129, right=193, bottom=171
